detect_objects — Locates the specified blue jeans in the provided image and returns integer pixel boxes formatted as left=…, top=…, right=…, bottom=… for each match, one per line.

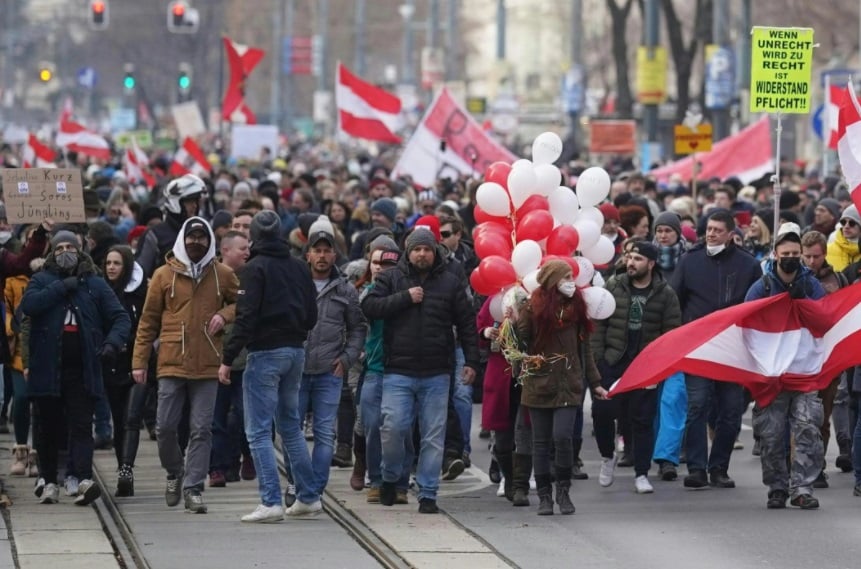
left=94, top=391, right=112, bottom=440
left=360, top=372, right=412, bottom=490
left=451, top=348, right=473, bottom=454
left=851, top=390, right=861, bottom=486
left=380, top=373, right=449, bottom=501
left=299, top=372, right=342, bottom=495
left=211, top=370, right=245, bottom=473
left=684, top=375, right=743, bottom=473
left=243, top=347, right=316, bottom=507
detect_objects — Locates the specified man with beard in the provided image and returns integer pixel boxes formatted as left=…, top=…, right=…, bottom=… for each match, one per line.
left=802, top=198, right=841, bottom=237
left=132, top=217, right=239, bottom=514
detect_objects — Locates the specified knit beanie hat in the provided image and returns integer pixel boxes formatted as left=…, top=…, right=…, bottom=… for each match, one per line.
left=754, top=208, right=775, bottom=235
left=51, top=230, right=79, bottom=250
left=817, top=198, right=842, bottom=221
left=405, top=227, right=437, bottom=254
left=211, top=210, right=233, bottom=232
left=368, top=234, right=399, bottom=253
left=250, top=210, right=281, bottom=241
left=653, top=211, right=681, bottom=236
left=840, top=203, right=861, bottom=226
left=598, top=203, right=620, bottom=223
left=371, top=198, right=397, bottom=223
left=412, top=215, right=441, bottom=242
left=536, top=260, right=571, bottom=290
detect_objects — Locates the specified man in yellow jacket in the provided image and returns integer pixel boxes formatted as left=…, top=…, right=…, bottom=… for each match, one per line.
left=826, top=204, right=861, bottom=272
left=132, top=217, right=238, bottom=514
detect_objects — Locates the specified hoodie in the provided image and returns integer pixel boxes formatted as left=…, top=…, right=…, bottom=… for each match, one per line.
left=168, top=216, right=218, bottom=282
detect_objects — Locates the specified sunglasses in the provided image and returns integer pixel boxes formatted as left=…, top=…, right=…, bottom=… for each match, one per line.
left=440, top=230, right=454, bottom=239
left=842, top=219, right=858, bottom=228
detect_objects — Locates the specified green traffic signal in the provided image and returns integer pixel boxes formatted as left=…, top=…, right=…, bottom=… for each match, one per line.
left=123, top=74, right=135, bottom=90
left=178, top=74, right=190, bottom=90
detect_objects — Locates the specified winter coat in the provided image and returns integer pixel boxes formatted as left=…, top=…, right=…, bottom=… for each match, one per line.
left=303, top=268, right=367, bottom=375
left=135, top=214, right=183, bottom=279
left=0, top=228, right=49, bottom=364
left=744, top=260, right=826, bottom=302
left=133, top=218, right=239, bottom=380
left=515, top=300, right=601, bottom=409
left=21, top=254, right=131, bottom=398
left=477, top=296, right=513, bottom=431
left=826, top=229, right=861, bottom=273
left=361, top=283, right=386, bottom=375
left=222, top=238, right=317, bottom=364
left=592, top=272, right=682, bottom=369
left=103, top=262, right=147, bottom=385
left=361, top=251, right=480, bottom=378
left=670, top=242, right=762, bottom=323
left=5, top=273, right=30, bottom=372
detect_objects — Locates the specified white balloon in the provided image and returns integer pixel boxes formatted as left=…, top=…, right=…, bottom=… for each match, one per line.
left=573, top=256, right=595, bottom=287
left=576, top=166, right=612, bottom=207
left=476, top=182, right=511, bottom=217
left=532, top=131, right=563, bottom=165
left=522, top=268, right=541, bottom=293
left=582, top=235, right=615, bottom=265
left=507, top=166, right=538, bottom=208
left=489, top=293, right=505, bottom=322
left=548, top=186, right=579, bottom=225
left=511, top=240, right=543, bottom=278
left=512, top=158, right=534, bottom=170
left=576, top=206, right=605, bottom=227
left=573, top=219, right=600, bottom=250
left=591, top=272, right=606, bottom=288
left=582, top=286, right=617, bottom=320
left=534, top=164, right=561, bottom=197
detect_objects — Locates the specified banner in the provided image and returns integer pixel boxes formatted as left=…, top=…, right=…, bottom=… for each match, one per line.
left=750, top=26, right=814, bottom=114
left=393, top=88, right=516, bottom=187
left=636, top=46, right=667, bottom=105
left=589, top=120, right=636, bottom=154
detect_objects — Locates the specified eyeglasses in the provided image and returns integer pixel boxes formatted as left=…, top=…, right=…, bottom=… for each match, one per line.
left=440, top=230, right=454, bottom=239
left=842, top=219, right=859, bottom=228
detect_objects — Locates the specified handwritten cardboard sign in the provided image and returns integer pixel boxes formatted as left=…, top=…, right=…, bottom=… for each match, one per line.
left=2, top=168, right=86, bottom=223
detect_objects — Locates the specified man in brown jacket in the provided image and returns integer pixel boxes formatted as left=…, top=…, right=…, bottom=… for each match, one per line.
left=132, top=217, right=238, bottom=514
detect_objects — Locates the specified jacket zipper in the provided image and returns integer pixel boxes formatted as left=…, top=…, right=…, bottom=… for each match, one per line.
left=181, top=321, right=186, bottom=355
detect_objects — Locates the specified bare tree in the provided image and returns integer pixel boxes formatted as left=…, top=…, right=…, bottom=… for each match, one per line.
left=606, top=0, right=636, bottom=118
left=662, top=0, right=711, bottom=122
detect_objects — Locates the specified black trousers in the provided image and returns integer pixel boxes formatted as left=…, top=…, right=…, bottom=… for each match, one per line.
left=105, top=379, right=148, bottom=468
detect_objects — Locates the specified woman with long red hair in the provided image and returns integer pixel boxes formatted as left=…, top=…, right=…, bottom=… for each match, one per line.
left=510, top=260, right=607, bottom=516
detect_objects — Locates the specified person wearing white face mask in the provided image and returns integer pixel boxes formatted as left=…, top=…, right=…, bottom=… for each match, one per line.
left=669, top=211, right=762, bottom=490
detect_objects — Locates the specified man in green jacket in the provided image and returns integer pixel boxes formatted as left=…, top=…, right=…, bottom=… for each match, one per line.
left=591, top=241, right=682, bottom=494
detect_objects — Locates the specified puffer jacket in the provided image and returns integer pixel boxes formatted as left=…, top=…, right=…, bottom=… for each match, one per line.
left=591, top=272, right=682, bottom=368
left=826, top=229, right=861, bottom=272
left=132, top=218, right=239, bottom=380
left=303, top=268, right=367, bottom=375
left=5, top=273, right=29, bottom=372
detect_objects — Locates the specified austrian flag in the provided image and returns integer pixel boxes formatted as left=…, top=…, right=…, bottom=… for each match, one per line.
left=170, top=137, right=210, bottom=177
left=222, top=36, right=265, bottom=124
left=608, top=284, right=861, bottom=406
left=336, top=63, right=402, bottom=143
left=836, top=80, right=861, bottom=212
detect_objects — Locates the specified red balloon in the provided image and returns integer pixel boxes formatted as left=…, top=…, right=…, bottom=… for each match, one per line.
left=474, top=230, right=513, bottom=260
left=479, top=256, right=518, bottom=290
left=474, top=205, right=513, bottom=228
left=469, top=268, right=496, bottom=296
left=540, top=255, right=581, bottom=279
left=516, top=210, right=554, bottom=242
left=515, top=195, right=550, bottom=218
left=546, top=225, right=581, bottom=257
left=485, top=161, right=512, bottom=189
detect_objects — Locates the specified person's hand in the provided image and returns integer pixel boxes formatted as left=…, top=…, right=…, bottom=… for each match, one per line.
left=100, top=344, right=117, bottom=369
left=132, top=369, right=147, bottom=384
left=120, top=202, right=134, bottom=218
left=408, top=287, right=424, bottom=303
left=462, top=366, right=477, bottom=385
left=207, top=314, right=226, bottom=336
left=62, top=276, right=78, bottom=291
left=593, top=386, right=609, bottom=400
left=40, top=218, right=54, bottom=233
left=218, top=364, right=232, bottom=385
left=484, top=327, right=500, bottom=340
left=332, top=359, right=345, bottom=379
left=23, top=368, right=28, bottom=381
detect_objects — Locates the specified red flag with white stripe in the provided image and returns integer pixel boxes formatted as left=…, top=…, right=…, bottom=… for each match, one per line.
left=608, top=283, right=861, bottom=406
left=836, top=80, right=861, bottom=212
left=23, top=133, right=56, bottom=168
left=170, top=137, right=210, bottom=177
left=125, top=138, right=155, bottom=187
left=222, top=36, right=265, bottom=124
left=826, top=84, right=844, bottom=150
left=56, top=120, right=111, bottom=160
left=336, top=63, right=402, bottom=144
left=59, top=95, right=73, bottom=125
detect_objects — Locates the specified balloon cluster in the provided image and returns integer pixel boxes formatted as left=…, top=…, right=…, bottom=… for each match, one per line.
left=470, top=132, right=616, bottom=321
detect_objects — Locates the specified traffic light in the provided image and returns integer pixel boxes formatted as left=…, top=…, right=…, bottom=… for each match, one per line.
left=167, top=1, right=198, bottom=33
left=177, top=62, right=192, bottom=101
left=123, top=63, right=136, bottom=92
left=89, top=0, right=109, bottom=30
left=39, top=67, right=53, bottom=82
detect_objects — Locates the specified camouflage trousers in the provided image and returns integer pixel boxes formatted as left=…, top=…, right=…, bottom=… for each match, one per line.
left=752, top=391, right=824, bottom=497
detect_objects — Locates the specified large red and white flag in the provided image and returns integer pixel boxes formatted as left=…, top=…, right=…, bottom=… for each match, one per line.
left=826, top=84, right=845, bottom=150
left=393, top=88, right=517, bottom=187
left=336, top=63, right=402, bottom=144
left=649, top=115, right=774, bottom=183
left=22, top=133, right=56, bottom=168
left=170, top=137, right=210, bottom=177
left=608, top=284, right=861, bottom=406
left=55, top=120, right=111, bottom=161
left=836, top=80, right=861, bottom=212
left=125, top=138, right=155, bottom=187
left=222, top=36, right=265, bottom=124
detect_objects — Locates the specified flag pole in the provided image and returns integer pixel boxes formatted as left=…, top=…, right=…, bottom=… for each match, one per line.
left=823, top=74, right=831, bottom=177
left=771, top=112, right=782, bottom=250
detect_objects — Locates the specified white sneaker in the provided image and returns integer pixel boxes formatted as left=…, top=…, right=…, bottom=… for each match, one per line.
left=64, top=475, right=79, bottom=497
left=74, top=479, right=101, bottom=506
left=599, top=455, right=618, bottom=487
left=615, top=436, right=625, bottom=454
left=40, top=483, right=59, bottom=504
left=635, top=475, right=654, bottom=494
left=528, top=475, right=536, bottom=491
left=285, top=499, right=322, bottom=517
left=496, top=478, right=506, bottom=497
left=241, top=504, right=285, bottom=523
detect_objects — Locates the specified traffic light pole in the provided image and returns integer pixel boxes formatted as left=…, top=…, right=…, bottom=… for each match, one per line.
left=643, top=0, right=660, bottom=143
left=284, top=0, right=295, bottom=131
left=712, top=0, right=731, bottom=141
left=270, top=0, right=283, bottom=129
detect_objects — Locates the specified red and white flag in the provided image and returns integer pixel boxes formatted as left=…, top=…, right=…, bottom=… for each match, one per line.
left=58, top=96, right=73, bottom=125
left=55, top=120, right=111, bottom=161
left=393, top=88, right=517, bottom=187
left=125, top=138, right=155, bottom=187
left=826, top=84, right=845, bottom=150
left=608, top=284, right=861, bottom=406
left=23, top=133, right=56, bottom=168
left=336, top=63, right=402, bottom=143
left=836, top=80, right=861, bottom=212
left=222, top=36, right=265, bottom=124
left=649, top=115, right=774, bottom=183
left=170, top=137, right=210, bottom=177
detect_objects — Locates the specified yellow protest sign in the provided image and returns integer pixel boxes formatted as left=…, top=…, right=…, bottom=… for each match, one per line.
left=750, top=26, right=814, bottom=113
left=674, top=124, right=713, bottom=155
left=636, top=46, right=667, bottom=105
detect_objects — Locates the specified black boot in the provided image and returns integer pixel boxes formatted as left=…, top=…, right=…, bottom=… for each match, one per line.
left=571, top=438, right=588, bottom=480
left=535, top=474, right=554, bottom=516
left=350, top=433, right=366, bottom=492
left=116, top=464, right=134, bottom=497
left=511, top=453, right=532, bottom=507
left=554, top=468, right=575, bottom=515
left=496, top=451, right=514, bottom=501
left=836, top=439, right=852, bottom=472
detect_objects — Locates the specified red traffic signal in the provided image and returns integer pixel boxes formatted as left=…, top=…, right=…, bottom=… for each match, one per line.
left=167, top=1, right=197, bottom=33
left=89, top=0, right=109, bottom=30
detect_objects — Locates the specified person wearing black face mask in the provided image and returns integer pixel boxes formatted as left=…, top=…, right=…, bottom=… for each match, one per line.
left=743, top=222, right=826, bottom=511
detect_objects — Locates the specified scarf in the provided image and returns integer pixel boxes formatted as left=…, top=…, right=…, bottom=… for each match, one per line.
left=656, top=240, right=684, bottom=271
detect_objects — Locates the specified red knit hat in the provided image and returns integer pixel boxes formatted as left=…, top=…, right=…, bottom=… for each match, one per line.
left=598, top=203, right=620, bottom=223
left=412, top=215, right=441, bottom=242
left=127, top=225, right=147, bottom=245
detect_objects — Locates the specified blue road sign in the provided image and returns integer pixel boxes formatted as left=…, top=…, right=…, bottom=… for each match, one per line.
left=77, top=67, right=98, bottom=89
left=812, top=103, right=824, bottom=141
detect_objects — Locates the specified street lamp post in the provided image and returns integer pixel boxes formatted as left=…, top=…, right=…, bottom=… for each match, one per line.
left=398, top=1, right=416, bottom=86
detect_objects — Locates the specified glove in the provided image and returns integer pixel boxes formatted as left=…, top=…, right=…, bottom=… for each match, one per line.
left=100, top=343, right=118, bottom=369
left=62, top=276, right=78, bottom=291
